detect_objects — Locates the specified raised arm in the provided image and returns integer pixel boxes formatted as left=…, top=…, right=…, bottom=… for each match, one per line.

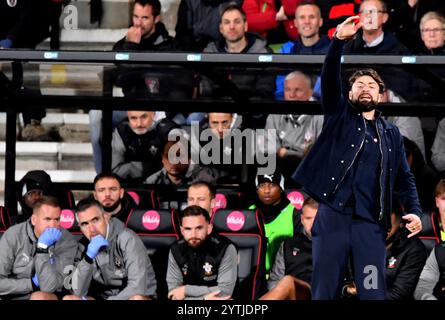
left=321, top=16, right=362, bottom=115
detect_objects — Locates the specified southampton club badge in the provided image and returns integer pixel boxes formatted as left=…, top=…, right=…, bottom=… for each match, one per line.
left=388, top=256, right=397, bottom=269
left=182, top=264, right=188, bottom=276
left=7, top=0, right=17, bottom=7
left=203, top=262, right=214, bottom=276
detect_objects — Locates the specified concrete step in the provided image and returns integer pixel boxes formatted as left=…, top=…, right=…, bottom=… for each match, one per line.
left=0, top=112, right=90, bottom=142
left=0, top=141, right=94, bottom=171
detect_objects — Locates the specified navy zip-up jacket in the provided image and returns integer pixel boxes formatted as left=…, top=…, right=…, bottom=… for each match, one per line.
left=292, top=37, right=422, bottom=230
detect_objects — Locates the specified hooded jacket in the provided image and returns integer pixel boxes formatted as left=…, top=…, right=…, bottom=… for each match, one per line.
left=72, top=218, right=157, bottom=300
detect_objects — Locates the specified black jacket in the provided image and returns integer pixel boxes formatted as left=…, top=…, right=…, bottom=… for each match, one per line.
left=174, top=0, right=243, bottom=51
left=385, top=228, right=428, bottom=300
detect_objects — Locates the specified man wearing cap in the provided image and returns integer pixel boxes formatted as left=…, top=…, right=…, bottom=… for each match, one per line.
left=0, top=196, right=77, bottom=300
left=292, top=17, right=422, bottom=299
left=167, top=205, right=237, bottom=300
left=249, top=167, right=301, bottom=276
left=16, top=170, right=55, bottom=224
left=92, top=172, right=136, bottom=223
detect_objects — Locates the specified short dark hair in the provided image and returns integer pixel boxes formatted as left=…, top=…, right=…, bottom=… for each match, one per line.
left=188, top=181, right=216, bottom=199
left=296, top=0, right=321, bottom=12
left=75, top=196, right=104, bottom=215
left=93, top=172, right=122, bottom=188
left=33, top=196, right=60, bottom=214
left=181, top=205, right=211, bottom=224
left=220, top=3, right=247, bottom=23
left=134, top=0, right=161, bottom=17
left=348, top=68, right=386, bottom=93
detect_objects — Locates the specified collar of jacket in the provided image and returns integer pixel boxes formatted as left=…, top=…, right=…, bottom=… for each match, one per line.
left=26, top=219, right=38, bottom=243
left=143, top=22, right=170, bottom=46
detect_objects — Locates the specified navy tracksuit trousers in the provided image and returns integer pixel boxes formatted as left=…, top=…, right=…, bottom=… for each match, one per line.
left=311, top=203, right=387, bottom=300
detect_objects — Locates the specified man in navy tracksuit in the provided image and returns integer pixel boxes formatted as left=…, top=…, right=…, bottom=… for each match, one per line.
left=292, top=16, right=423, bottom=300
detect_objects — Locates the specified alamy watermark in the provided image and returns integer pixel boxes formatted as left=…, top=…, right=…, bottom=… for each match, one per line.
left=166, top=122, right=277, bottom=175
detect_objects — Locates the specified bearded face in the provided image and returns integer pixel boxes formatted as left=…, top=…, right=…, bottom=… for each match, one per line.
left=349, top=75, right=382, bottom=112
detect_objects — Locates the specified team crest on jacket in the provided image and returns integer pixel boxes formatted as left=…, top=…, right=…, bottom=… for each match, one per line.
left=149, top=145, right=158, bottom=155
left=114, top=256, right=123, bottom=269
left=292, top=247, right=301, bottom=256
left=203, top=262, right=214, bottom=276
left=182, top=264, right=188, bottom=276
left=7, top=0, right=17, bottom=7
left=387, top=256, right=397, bottom=269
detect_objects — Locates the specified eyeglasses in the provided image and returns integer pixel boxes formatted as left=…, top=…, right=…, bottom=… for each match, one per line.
left=421, top=28, right=445, bottom=34
left=359, top=9, right=386, bottom=15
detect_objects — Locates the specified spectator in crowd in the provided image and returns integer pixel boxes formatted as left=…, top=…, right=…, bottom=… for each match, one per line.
left=293, top=16, right=422, bottom=299
left=260, top=197, right=318, bottom=300
left=0, top=1, right=63, bottom=141
left=175, top=0, right=243, bottom=51
left=145, top=139, right=217, bottom=187
left=343, top=0, right=429, bottom=102
left=275, top=1, right=330, bottom=99
left=344, top=0, right=410, bottom=54
left=381, top=88, right=426, bottom=160
left=167, top=205, right=237, bottom=300
left=386, top=0, right=445, bottom=53
left=200, top=3, right=275, bottom=128
left=343, top=210, right=427, bottom=300
left=249, top=167, right=301, bottom=275
left=90, top=0, right=180, bottom=174
left=113, top=0, right=174, bottom=51
left=63, top=197, right=157, bottom=300
left=419, top=11, right=445, bottom=54
left=111, top=110, right=179, bottom=183
left=197, top=113, right=245, bottom=183
left=431, top=118, right=445, bottom=175
left=92, top=172, right=136, bottom=223
left=265, top=71, right=323, bottom=185
left=187, top=181, right=216, bottom=217
left=0, top=196, right=77, bottom=300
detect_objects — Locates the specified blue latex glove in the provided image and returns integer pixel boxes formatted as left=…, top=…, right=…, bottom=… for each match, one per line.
left=86, top=235, right=109, bottom=259
left=32, top=273, right=39, bottom=288
left=0, top=39, right=13, bottom=49
left=37, top=228, right=62, bottom=249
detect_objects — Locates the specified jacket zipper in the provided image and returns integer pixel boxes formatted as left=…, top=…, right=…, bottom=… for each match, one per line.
left=376, top=120, right=384, bottom=220
left=332, top=115, right=366, bottom=194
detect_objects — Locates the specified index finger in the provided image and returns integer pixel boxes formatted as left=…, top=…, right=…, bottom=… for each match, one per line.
left=342, top=15, right=360, bottom=25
